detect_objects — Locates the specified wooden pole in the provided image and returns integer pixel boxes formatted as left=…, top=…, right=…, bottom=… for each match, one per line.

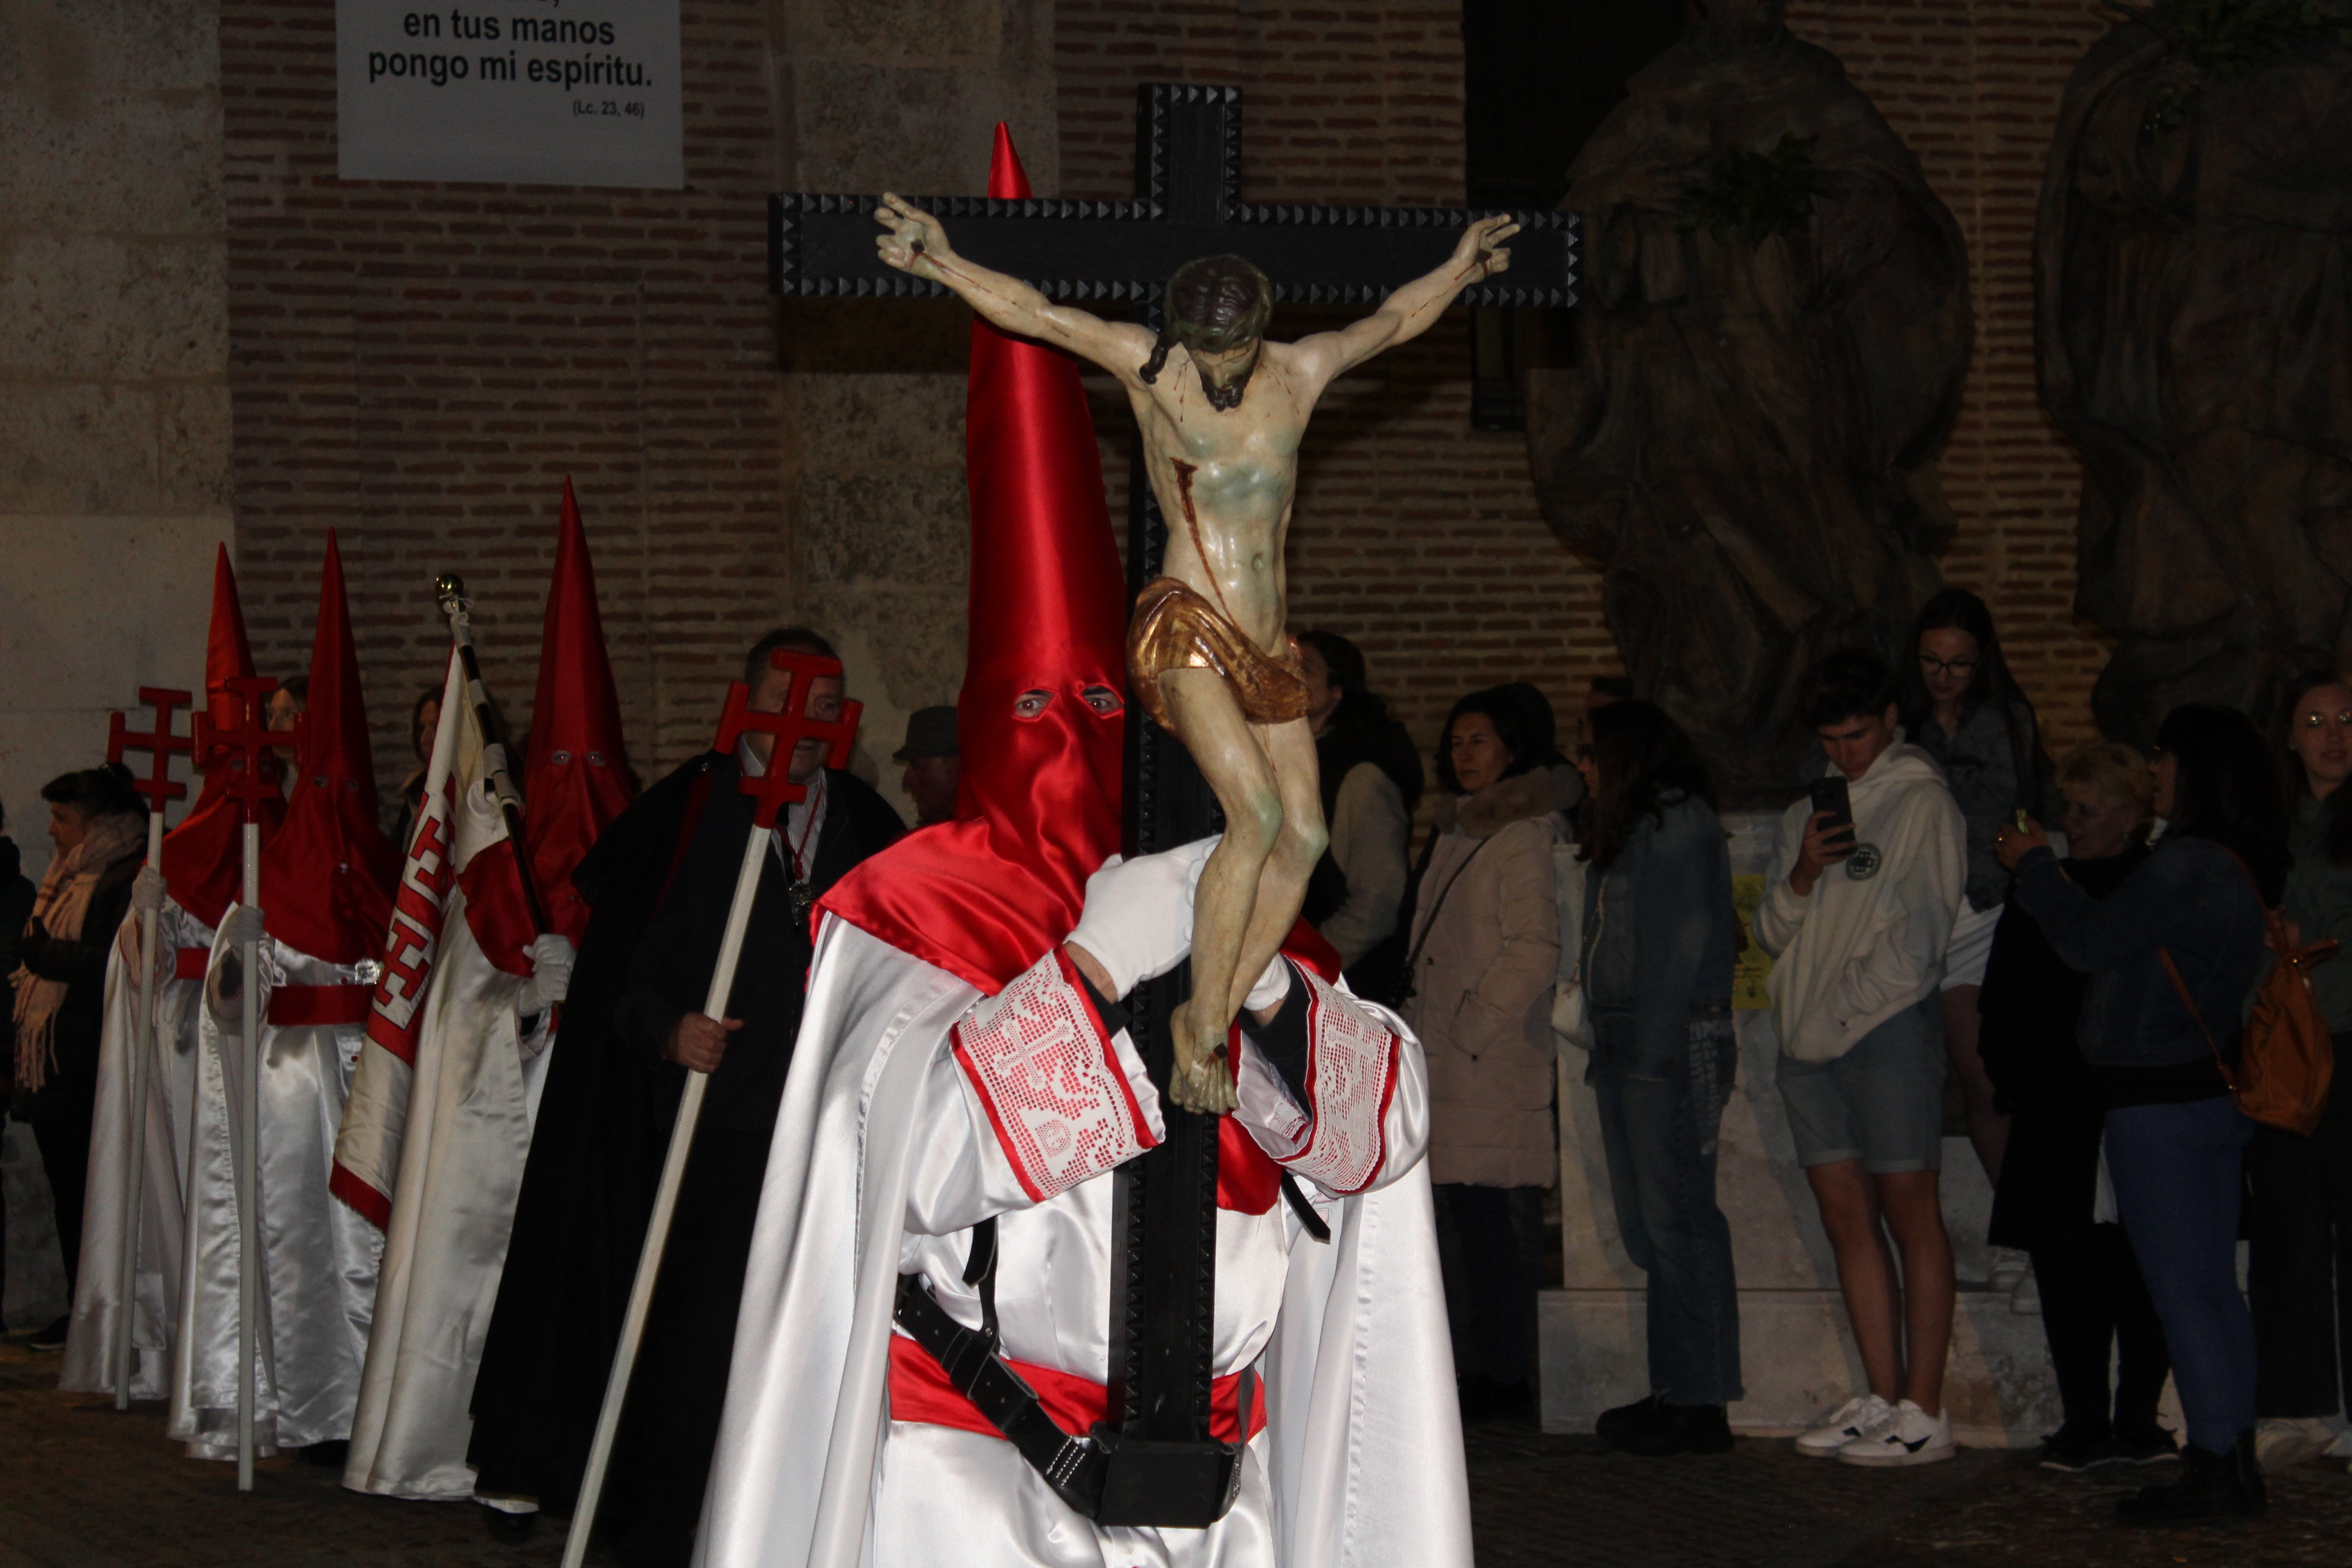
left=236, top=819, right=260, bottom=1492
left=560, top=825, right=769, bottom=1568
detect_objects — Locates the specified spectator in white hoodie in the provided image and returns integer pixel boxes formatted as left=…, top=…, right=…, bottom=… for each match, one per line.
left=1755, top=648, right=1967, bottom=1469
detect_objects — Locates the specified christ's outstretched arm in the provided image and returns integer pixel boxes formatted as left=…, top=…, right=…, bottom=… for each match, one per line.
left=875, top=194, right=1156, bottom=381
left=1284, top=214, right=1519, bottom=393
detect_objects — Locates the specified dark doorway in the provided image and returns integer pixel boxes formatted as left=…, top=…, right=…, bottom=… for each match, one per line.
left=1462, top=1, right=1685, bottom=210
left=1460, top=2, right=1682, bottom=428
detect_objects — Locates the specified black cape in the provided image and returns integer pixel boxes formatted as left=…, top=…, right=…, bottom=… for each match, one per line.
left=469, top=754, right=902, bottom=1525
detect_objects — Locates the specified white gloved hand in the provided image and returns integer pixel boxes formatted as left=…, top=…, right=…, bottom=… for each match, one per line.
left=131, top=864, right=168, bottom=917
left=1243, top=955, right=1294, bottom=1015
left=205, top=907, right=270, bottom=1028
left=220, top=905, right=267, bottom=950
left=516, top=933, right=576, bottom=1015
left=1064, top=836, right=1219, bottom=1000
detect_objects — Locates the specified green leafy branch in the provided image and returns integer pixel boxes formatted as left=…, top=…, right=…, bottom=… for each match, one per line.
left=2103, top=0, right=2352, bottom=135
left=1677, top=134, right=1830, bottom=248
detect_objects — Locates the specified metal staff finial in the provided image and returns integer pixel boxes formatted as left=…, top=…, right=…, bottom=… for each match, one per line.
left=436, top=573, right=469, bottom=617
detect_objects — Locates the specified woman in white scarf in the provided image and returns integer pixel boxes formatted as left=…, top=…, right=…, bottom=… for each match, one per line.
left=10, top=765, right=148, bottom=1347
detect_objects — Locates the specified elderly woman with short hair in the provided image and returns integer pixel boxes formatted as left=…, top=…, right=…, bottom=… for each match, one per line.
left=1980, top=741, right=2172, bottom=1472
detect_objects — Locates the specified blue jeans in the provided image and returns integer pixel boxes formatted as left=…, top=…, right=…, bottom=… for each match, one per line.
left=2105, top=1095, right=2256, bottom=1454
left=1590, top=1013, right=1744, bottom=1405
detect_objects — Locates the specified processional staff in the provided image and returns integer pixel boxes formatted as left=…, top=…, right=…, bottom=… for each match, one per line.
left=103, top=690, right=192, bottom=1412
left=191, top=673, right=285, bottom=1494
left=562, top=650, right=861, bottom=1568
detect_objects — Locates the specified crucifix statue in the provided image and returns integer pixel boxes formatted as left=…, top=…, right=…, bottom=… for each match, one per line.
left=873, top=197, right=1518, bottom=1113
left=768, top=83, right=1577, bottom=1525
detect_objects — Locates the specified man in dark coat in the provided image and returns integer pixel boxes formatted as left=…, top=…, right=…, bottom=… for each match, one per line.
left=468, top=629, right=903, bottom=1563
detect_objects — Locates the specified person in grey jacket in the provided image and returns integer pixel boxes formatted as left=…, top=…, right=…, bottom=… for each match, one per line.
left=1575, top=702, right=1741, bottom=1456
left=1898, top=588, right=2049, bottom=1195
left=2001, top=704, right=2287, bottom=1525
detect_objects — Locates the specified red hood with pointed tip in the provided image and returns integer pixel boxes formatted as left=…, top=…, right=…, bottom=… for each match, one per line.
left=523, top=478, right=637, bottom=942
left=258, top=531, right=400, bottom=964
left=161, top=545, right=286, bottom=928
left=818, top=126, right=1128, bottom=995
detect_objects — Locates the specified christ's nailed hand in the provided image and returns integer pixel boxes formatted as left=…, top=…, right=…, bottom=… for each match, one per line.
left=1451, top=214, right=1519, bottom=284
left=665, top=1012, right=741, bottom=1074
left=874, top=194, right=953, bottom=280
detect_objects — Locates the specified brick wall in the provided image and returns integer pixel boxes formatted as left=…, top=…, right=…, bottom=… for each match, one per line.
left=220, top=0, right=787, bottom=796
left=1054, top=0, right=2119, bottom=767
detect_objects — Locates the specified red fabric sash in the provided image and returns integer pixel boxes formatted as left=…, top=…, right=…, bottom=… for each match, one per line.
left=887, top=1333, right=1265, bottom=1446
left=175, top=947, right=212, bottom=980
left=267, top=983, right=374, bottom=1027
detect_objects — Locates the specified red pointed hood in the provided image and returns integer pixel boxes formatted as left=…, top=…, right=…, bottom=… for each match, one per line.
left=259, top=531, right=400, bottom=964
left=162, top=546, right=286, bottom=927
left=523, top=479, right=637, bottom=943
left=819, top=126, right=1128, bottom=995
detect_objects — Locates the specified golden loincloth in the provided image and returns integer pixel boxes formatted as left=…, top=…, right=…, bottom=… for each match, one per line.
left=1127, top=576, right=1310, bottom=737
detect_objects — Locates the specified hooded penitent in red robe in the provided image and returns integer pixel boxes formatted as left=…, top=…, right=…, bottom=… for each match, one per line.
left=160, top=546, right=285, bottom=928
left=523, top=478, right=637, bottom=946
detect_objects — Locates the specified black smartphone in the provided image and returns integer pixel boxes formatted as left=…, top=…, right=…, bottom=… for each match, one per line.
left=1808, top=776, right=1856, bottom=844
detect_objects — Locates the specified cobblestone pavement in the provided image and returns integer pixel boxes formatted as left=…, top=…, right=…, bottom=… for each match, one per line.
left=9, top=1340, right=2352, bottom=1567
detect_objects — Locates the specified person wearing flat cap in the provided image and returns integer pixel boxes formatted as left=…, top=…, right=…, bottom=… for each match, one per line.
left=895, top=706, right=960, bottom=827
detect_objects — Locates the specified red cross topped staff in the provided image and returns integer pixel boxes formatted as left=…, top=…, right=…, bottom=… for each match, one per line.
left=191, top=673, right=282, bottom=1494
left=564, top=650, right=861, bottom=1568
left=103, top=689, right=192, bottom=1411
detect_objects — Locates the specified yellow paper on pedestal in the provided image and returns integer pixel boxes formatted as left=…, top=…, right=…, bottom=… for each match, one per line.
left=1732, top=872, right=1773, bottom=1010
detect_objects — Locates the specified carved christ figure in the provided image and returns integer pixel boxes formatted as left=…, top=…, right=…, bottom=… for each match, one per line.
left=877, top=196, right=1516, bottom=1112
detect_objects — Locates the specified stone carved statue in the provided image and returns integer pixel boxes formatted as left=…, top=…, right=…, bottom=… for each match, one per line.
left=875, top=196, right=1517, bottom=1108
left=1524, top=0, right=1970, bottom=789
left=2038, top=1, right=2352, bottom=742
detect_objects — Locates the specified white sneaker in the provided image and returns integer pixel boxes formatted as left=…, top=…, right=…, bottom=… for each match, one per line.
left=1838, top=1399, right=1955, bottom=1467
left=1795, top=1393, right=1893, bottom=1458
left=2254, top=1416, right=2337, bottom=1473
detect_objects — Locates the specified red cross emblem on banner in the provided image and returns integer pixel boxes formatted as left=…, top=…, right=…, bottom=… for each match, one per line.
left=108, top=687, right=195, bottom=816
left=190, top=674, right=288, bottom=824
left=710, top=649, right=863, bottom=829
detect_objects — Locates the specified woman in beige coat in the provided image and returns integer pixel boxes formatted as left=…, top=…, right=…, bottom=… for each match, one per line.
left=1406, top=686, right=1561, bottom=1416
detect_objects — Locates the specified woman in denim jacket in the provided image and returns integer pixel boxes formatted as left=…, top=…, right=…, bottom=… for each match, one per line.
left=2001, top=705, right=2288, bottom=1526
left=1575, top=701, right=1742, bottom=1456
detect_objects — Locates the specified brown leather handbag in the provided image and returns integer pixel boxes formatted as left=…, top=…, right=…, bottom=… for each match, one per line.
left=2158, top=853, right=2338, bottom=1136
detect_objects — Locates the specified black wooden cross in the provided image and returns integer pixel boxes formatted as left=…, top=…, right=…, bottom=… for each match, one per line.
left=769, top=83, right=1579, bottom=1526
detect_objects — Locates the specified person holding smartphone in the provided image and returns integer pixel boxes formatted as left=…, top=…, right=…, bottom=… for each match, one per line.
left=1754, top=649, right=1968, bottom=1467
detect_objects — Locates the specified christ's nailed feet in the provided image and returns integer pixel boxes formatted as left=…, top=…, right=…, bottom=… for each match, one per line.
left=1167, top=997, right=1239, bottom=1115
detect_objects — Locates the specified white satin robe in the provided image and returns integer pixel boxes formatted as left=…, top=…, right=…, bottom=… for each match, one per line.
left=59, top=897, right=211, bottom=1400
left=697, top=919, right=1474, bottom=1568
left=167, top=907, right=386, bottom=1456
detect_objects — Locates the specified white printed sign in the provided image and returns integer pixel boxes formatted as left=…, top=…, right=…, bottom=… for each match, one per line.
left=338, top=1, right=683, bottom=188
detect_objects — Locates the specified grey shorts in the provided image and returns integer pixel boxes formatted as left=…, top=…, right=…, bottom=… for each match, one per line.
left=1775, top=998, right=1945, bottom=1174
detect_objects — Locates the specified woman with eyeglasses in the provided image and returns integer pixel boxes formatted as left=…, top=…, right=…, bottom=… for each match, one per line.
left=2245, top=672, right=2352, bottom=1474
left=1976, top=742, right=2171, bottom=1472
left=1998, top=706, right=2288, bottom=1524
left=1897, top=589, right=2051, bottom=1217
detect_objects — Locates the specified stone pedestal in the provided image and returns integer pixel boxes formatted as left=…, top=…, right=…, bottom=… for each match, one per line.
left=1538, top=811, right=2180, bottom=1446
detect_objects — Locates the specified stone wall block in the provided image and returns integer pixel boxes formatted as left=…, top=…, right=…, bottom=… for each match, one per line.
left=794, top=0, right=1002, bottom=61
left=790, top=372, right=965, bottom=468
left=0, top=0, right=220, bottom=105
left=795, top=466, right=969, bottom=585
left=0, top=383, right=158, bottom=513
left=157, top=380, right=234, bottom=512
left=0, top=234, right=227, bottom=379
left=0, top=94, right=225, bottom=235
left=791, top=60, right=1049, bottom=193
